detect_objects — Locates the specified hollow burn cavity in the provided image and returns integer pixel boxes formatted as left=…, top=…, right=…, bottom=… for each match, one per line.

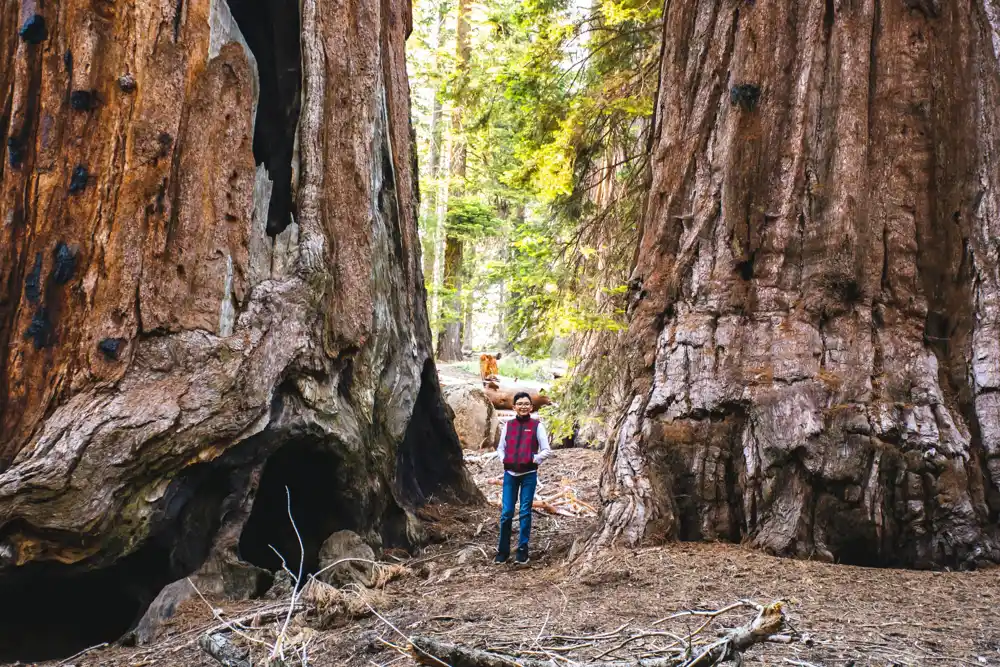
left=238, top=436, right=354, bottom=575
left=0, top=551, right=154, bottom=661
left=0, top=449, right=248, bottom=662
left=0, top=363, right=469, bottom=661
left=395, top=359, right=469, bottom=507
left=226, top=0, right=301, bottom=236
left=734, top=255, right=754, bottom=281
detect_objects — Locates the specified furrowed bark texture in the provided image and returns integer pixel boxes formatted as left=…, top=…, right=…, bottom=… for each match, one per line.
left=0, top=0, right=475, bottom=657
left=592, top=0, right=1000, bottom=568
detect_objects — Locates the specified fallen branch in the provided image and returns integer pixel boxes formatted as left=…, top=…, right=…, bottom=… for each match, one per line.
left=55, top=642, right=109, bottom=666
left=197, top=488, right=314, bottom=667
left=412, top=636, right=689, bottom=666
left=271, top=486, right=306, bottom=663
left=410, top=600, right=793, bottom=667
left=485, top=487, right=598, bottom=518
left=198, top=632, right=251, bottom=667
left=465, top=452, right=499, bottom=464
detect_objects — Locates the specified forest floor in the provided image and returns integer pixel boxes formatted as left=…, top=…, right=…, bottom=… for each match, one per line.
left=32, top=448, right=1000, bottom=667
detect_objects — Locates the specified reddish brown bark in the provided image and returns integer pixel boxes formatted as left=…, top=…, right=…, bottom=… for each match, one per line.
left=589, top=0, right=1000, bottom=569
left=0, top=0, right=475, bottom=658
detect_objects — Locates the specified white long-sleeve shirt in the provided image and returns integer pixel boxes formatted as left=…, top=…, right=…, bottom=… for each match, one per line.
left=496, top=419, right=553, bottom=476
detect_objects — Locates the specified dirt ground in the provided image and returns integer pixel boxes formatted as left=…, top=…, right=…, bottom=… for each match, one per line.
left=30, top=448, right=1000, bottom=667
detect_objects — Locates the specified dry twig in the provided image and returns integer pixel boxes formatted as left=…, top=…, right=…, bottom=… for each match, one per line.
left=409, top=600, right=798, bottom=667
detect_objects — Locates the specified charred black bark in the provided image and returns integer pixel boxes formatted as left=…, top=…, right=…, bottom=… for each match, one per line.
left=226, top=0, right=301, bottom=236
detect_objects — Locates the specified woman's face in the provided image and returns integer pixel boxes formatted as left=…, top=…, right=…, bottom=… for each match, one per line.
left=514, top=397, right=533, bottom=417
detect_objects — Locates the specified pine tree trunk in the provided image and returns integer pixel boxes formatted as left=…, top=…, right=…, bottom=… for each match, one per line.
left=421, top=1, right=446, bottom=292
left=588, top=0, right=1000, bottom=569
left=0, top=0, right=476, bottom=659
left=435, top=0, right=470, bottom=362
left=463, top=244, right=476, bottom=345
left=430, top=129, right=450, bottom=335
left=437, top=234, right=465, bottom=360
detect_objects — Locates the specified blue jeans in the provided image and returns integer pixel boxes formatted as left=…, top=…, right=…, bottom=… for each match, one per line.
left=497, top=471, right=537, bottom=557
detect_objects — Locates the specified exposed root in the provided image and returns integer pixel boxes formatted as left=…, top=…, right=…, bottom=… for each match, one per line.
left=572, top=395, right=674, bottom=560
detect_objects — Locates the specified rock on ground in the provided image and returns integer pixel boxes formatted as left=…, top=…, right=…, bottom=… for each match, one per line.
left=316, top=530, right=376, bottom=588
left=443, top=385, right=499, bottom=450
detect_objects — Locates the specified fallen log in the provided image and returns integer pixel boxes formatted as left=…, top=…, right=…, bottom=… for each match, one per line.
left=464, top=451, right=500, bottom=465
left=484, top=383, right=552, bottom=410
left=411, top=636, right=566, bottom=667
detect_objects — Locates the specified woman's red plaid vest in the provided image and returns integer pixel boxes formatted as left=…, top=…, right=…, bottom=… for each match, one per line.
left=503, top=416, right=540, bottom=473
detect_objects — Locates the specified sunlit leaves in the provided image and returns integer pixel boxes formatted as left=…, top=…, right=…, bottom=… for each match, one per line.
left=409, top=0, right=661, bottom=357
left=445, top=197, right=502, bottom=240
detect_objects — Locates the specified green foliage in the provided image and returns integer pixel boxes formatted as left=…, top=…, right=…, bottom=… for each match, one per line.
left=456, top=357, right=553, bottom=381
left=497, top=356, right=552, bottom=381
left=446, top=198, right=502, bottom=240
left=539, top=369, right=598, bottom=443
left=435, top=285, right=463, bottom=327
left=410, top=0, right=660, bottom=358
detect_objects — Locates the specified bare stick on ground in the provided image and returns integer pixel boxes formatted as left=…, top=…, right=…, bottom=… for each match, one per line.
left=198, top=633, right=251, bottom=667
left=410, top=600, right=796, bottom=667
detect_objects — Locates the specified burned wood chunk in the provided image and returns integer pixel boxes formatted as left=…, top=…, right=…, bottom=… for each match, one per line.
left=25, top=308, right=52, bottom=349
left=52, top=242, right=77, bottom=284
left=730, top=83, right=761, bottom=112
left=69, top=165, right=89, bottom=194
left=151, top=133, right=174, bottom=161
left=118, top=74, right=136, bottom=93
left=154, top=178, right=167, bottom=213
left=7, top=136, right=24, bottom=168
left=735, top=257, right=755, bottom=281
left=18, top=15, right=47, bottom=44
left=24, top=252, right=43, bottom=303
left=70, top=90, right=97, bottom=111
left=98, top=337, right=125, bottom=360
left=904, top=0, right=940, bottom=18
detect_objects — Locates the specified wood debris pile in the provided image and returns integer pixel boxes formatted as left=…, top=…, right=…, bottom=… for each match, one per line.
left=464, top=451, right=598, bottom=518
left=526, top=488, right=597, bottom=517
left=480, top=478, right=597, bottom=518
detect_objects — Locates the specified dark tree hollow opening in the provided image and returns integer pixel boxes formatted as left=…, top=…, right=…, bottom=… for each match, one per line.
left=226, top=0, right=301, bottom=236
left=395, top=359, right=470, bottom=507
left=239, top=437, right=350, bottom=575
left=0, top=561, right=147, bottom=662
left=0, top=454, right=243, bottom=662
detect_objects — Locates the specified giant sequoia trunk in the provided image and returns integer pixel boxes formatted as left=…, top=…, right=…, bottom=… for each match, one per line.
left=589, top=0, right=1000, bottom=569
left=0, top=0, right=475, bottom=659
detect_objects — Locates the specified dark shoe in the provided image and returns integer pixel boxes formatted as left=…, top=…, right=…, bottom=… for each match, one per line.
left=494, top=553, right=509, bottom=564
left=515, top=548, right=529, bottom=565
